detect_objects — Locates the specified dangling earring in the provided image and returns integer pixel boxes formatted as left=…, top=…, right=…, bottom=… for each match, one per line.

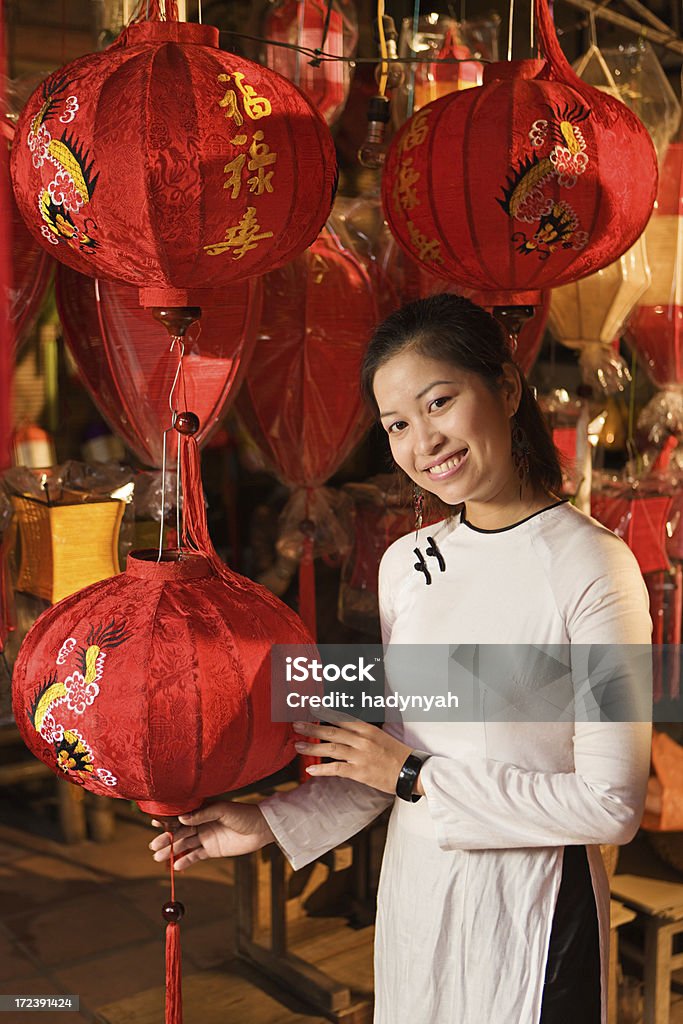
left=511, top=418, right=531, bottom=500
left=413, top=484, right=424, bottom=537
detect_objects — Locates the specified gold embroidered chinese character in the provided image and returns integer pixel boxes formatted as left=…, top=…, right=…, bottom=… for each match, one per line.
left=204, top=207, right=274, bottom=260
left=234, top=72, right=272, bottom=120
left=223, top=152, right=246, bottom=199
left=401, top=109, right=431, bottom=152
left=217, top=75, right=244, bottom=127
left=247, top=130, right=277, bottom=195
left=406, top=220, right=443, bottom=265
left=393, top=158, right=420, bottom=212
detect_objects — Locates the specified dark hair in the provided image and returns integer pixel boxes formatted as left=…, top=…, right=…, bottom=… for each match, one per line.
left=361, top=293, right=563, bottom=498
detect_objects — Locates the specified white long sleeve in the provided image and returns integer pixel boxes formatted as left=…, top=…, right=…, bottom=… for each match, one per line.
left=260, top=775, right=393, bottom=871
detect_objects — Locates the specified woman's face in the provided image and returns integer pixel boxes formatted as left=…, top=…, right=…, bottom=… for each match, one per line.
left=373, top=347, right=521, bottom=510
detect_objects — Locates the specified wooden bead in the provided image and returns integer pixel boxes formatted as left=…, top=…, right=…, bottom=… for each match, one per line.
left=161, top=900, right=185, bottom=923
left=174, top=411, right=200, bottom=435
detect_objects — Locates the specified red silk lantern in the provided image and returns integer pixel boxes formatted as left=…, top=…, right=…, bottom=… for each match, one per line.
left=11, top=192, right=53, bottom=348
left=628, top=141, right=683, bottom=390
left=10, top=17, right=337, bottom=308
left=382, top=0, right=657, bottom=307
left=56, top=265, right=259, bottom=467
left=235, top=225, right=377, bottom=635
left=263, top=0, right=358, bottom=126
left=12, top=455, right=312, bottom=817
left=236, top=226, right=375, bottom=488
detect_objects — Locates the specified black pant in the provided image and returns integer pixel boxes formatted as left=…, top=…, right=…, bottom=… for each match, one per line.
left=539, top=846, right=602, bottom=1024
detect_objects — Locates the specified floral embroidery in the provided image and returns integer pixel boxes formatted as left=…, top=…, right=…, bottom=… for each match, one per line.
left=59, top=95, right=79, bottom=124
left=56, top=637, right=77, bottom=665
left=64, top=671, right=100, bottom=715
left=497, top=103, right=591, bottom=260
left=27, top=619, right=130, bottom=789
left=25, top=74, right=99, bottom=253
left=39, top=712, right=64, bottom=745
left=528, top=119, right=548, bottom=147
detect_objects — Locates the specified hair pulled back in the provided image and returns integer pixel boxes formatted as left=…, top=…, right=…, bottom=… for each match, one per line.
left=360, top=293, right=563, bottom=497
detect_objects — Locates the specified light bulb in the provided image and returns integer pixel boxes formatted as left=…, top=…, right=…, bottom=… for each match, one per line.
left=358, top=95, right=391, bottom=170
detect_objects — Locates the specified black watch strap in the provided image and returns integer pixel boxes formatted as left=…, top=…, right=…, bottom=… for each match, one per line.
left=396, top=752, right=425, bottom=802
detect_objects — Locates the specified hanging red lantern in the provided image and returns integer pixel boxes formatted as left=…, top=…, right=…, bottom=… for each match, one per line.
left=10, top=13, right=337, bottom=309
left=236, top=225, right=375, bottom=489
left=382, top=0, right=657, bottom=308
left=56, top=264, right=259, bottom=467
left=235, top=225, right=377, bottom=636
left=11, top=445, right=312, bottom=818
left=263, top=0, right=358, bottom=126
left=4, top=81, right=54, bottom=350
left=11, top=192, right=53, bottom=349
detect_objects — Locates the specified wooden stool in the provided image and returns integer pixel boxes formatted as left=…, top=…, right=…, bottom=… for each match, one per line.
left=610, top=899, right=637, bottom=1024
left=611, top=873, right=683, bottom=1024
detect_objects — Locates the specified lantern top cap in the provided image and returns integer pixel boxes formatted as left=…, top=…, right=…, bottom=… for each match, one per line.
left=122, top=20, right=219, bottom=49
left=483, top=59, right=548, bottom=84
left=126, top=549, right=214, bottom=581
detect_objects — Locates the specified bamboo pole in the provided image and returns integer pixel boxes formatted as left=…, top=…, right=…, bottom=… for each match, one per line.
left=559, top=0, right=683, bottom=56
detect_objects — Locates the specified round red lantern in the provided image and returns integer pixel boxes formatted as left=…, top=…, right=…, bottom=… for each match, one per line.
left=11, top=466, right=313, bottom=818
left=11, top=17, right=337, bottom=308
left=56, top=264, right=259, bottom=467
left=382, top=0, right=657, bottom=307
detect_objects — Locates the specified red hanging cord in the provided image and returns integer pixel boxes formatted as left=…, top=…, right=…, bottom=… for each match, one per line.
left=162, top=832, right=183, bottom=1024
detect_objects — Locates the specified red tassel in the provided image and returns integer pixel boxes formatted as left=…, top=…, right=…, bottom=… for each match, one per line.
left=165, top=922, right=182, bottom=1024
left=162, top=834, right=184, bottom=1024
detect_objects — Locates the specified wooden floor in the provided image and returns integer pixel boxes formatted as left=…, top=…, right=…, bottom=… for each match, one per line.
left=95, top=914, right=375, bottom=1024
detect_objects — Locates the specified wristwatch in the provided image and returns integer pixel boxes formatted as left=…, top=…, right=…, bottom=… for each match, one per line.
left=396, top=752, right=426, bottom=802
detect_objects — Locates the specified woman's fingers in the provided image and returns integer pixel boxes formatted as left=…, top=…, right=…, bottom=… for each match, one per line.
left=295, top=740, right=356, bottom=760
left=149, top=824, right=195, bottom=853
left=173, top=845, right=209, bottom=871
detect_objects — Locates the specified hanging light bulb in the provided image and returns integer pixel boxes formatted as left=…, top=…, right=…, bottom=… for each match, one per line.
left=374, top=16, right=404, bottom=91
left=358, top=95, right=391, bottom=169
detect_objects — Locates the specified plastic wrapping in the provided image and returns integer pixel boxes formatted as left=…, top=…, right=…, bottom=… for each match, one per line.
left=637, top=388, right=683, bottom=447
left=574, top=42, right=680, bottom=165
left=333, top=193, right=422, bottom=318
left=56, top=266, right=260, bottom=467
left=392, top=13, right=500, bottom=128
left=262, top=0, right=358, bottom=126
left=627, top=137, right=683, bottom=450
left=540, top=389, right=607, bottom=505
left=591, top=470, right=680, bottom=701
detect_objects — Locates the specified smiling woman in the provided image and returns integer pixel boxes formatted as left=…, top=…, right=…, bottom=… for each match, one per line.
left=150, top=294, right=652, bottom=1024
left=360, top=293, right=564, bottom=531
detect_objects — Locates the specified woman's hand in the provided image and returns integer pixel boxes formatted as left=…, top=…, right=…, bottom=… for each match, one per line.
left=294, top=718, right=414, bottom=794
left=148, top=801, right=274, bottom=871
